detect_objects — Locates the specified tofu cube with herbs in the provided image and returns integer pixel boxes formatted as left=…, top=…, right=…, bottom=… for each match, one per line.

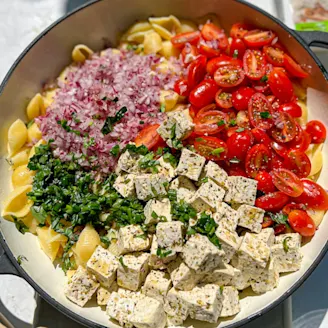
left=275, top=233, right=302, bottom=248
left=237, top=204, right=265, bottom=234
left=65, top=266, right=99, bottom=307
left=141, top=270, right=172, bottom=303
left=199, top=161, right=228, bottom=188
left=220, top=286, right=240, bottom=317
left=156, top=221, right=185, bottom=252
left=224, top=176, right=258, bottom=205
left=116, top=149, right=141, bottom=174
left=257, top=228, right=275, bottom=247
left=190, top=179, right=226, bottom=212
left=182, top=234, right=224, bottom=273
left=170, top=175, right=197, bottom=203
left=117, top=252, right=150, bottom=291
left=86, top=246, right=118, bottom=288
left=232, top=267, right=251, bottom=290
left=149, top=235, right=177, bottom=269
left=157, top=111, right=194, bottom=149
left=144, top=198, right=172, bottom=225
left=202, top=262, right=235, bottom=285
left=135, top=174, right=168, bottom=201
left=176, top=148, right=206, bottom=181
left=97, top=281, right=118, bottom=306
left=117, top=225, right=150, bottom=255
left=158, top=155, right=177, bottom=181
left=213, top=202, right=239, bottom=232
left=215, top=228, right=241, bottom=263
left=113, top=174, right=136, bottom=198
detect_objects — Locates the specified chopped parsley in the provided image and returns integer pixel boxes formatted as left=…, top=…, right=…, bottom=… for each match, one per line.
left=269, top=212, right=289, bottom=227
left=160, top=104, right=166, bottom=113
left=27, top=119, right=34, bottom=129
left=261, top=75, right=268, bottom=83
left=236, top=127, right=245, bottom=132
left=260, top=111, right=272, bottom=119
left=171, top=199, right=197, bottom=224
left=17, top=255, right=28, bottom=265
left=119, top=256, right=128, bottom=270
left=217, top=120, right=225, bottom=127
left=110, top=145, right=120, bottom=157
left=167, top=189, right=178, bottom=202
left=201, top=177, right=209, bottom=183
left=211, top=147, right=225, bottom=157
left=139, top=120, right=145, bottom=124
left=138, top=152, right=159, bottom=173
left=31, top=206, right=47, bottom=225
left=57, top=119, right=82, bottom=136
left=124, top=143, right=149, bottom=155
left=170, top=124, right=182, bottom=149
left=126, top=44, right=138, bottom=51
left=186, top=227, right=197, bottom=235
left=101, top=106, right=127, bottom=135
left=156, top=247, right=172, bottom=258
left=233, top=49, right=239, bottom=58
left=100, top=236, right=110, bottom=248
left=229, top=119, right=237, bottom=126
left=283, top=236, right=292, bottom=252
left=163, top=151, right=179, bottom=168
left=134, top=234, right=147, bottom=240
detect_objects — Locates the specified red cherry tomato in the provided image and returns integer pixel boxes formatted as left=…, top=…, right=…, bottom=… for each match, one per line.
left=232, top=87, right=255, bottom=111
left=171, top=31, right=201, bottom=48
left=227, top=130, right=254, bottom=161
left=201, top=23, right=229, bottom=50
left=206, top=55, right=242, bottom=75
left=215, top=90, right=233, bottom=109
left=262, top=216, right=274, bottom=228
left=256, top=171, right=276, bottom=194
left=278, top=102, right=302, bottom=118
left=230, top=23, right=251, bottom=38
left=189, top=105, right=197, bottom=120
left=198, top=39, right=222, bottom=58
left=271, top=112, right=297, bottom=143
left=293, top=179, right=328, bottom=210
left=194, top=110, right=228, bottom=135
left=282, top=203, right=307, bottom=215
left=196, top=104, right=217, bottom=117
left=251, top=127, right=272, bottom=147
left=288, top=126, right=311, bottom=152
left=174, top=79, right=190, bottom=97
left=194, top=136, right=228, bottom=161
left=229, top=38, right=247, bottom=59
left=285, top=150, right=311, bottom=178
left=187, top=55, right=207, bottom=89
left=306, top=120, right=327, bottom=144
left=214, top=65, right=245, bottom=88
left=263, top=45, right=284, bottom=66
left=271, top=168, right=304, bottom=197
left=181, top=44, right=198, bottom=66
left=283, top=54, right=309, bottom=78
left=268, top=67, right=294, bottom=103
left=248, top=93, right=274, bottom=130
left=255, top=191, right=290, bottom=212
left=288, top=210, right=316, bottom=237
left=134, top=124, right=163, bottom=150
left=271, top=152, right=285, bottom=170
left=274, top=224, right=287, bottom=235
left=245, top=144, right=272, bottom=178
left=271, top=141, right=288, bottom=158
left=243, top=29, right=275, bottom=47
left=189, top=79, right=218, bottom=108
left=228, top=164, right=247, bottom=177
left=243, top=49, right=267, bottom=80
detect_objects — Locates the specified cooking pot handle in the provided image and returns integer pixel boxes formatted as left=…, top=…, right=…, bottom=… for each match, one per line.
left=0, top=245, right=19, bottom=275
left=296, top=30, right=328, bottom=49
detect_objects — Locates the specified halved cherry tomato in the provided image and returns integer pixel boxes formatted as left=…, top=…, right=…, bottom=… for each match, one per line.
left=245, top=144, right=272, bottom=178
left=215, top=90, right=233, bottom=108
left=267, top=95, right=281, bottom=110
left=181, top=44, right=198, bottom=66
left=288, top=210, right=316, bottom=237
left=201, top=23, right=229, bottom=50
left=232, top=87, right=255, bottom=111
left=195, top=103, right=217, bottom=117
left=189, top=79, right=218, bottom=108
left=271, top=152, right=285, bottom=170
left=283, top=54, right=309, bottom=78
left=243, top=49, right=267, bottom=80
left=282, top=203, right=307, bottom=215
left=251, top=64, right=272, bottom=93
left=236, top=110, right=251, bottom=128
left=230, top=23, right=251, bottom=38
left=174, top=79, right=190, bottom=97
left=256, top=171, right=276, bottom=194
left=263, top=45, right=284, bottom=66
left=271, top=141, right=288, bottom=158
left=306, top=120, right=327, bottom=144
left=251, top=127, right=272, bottom=147
left=194, top=136, right=228, bottom=161
left=206, top=55, right=242, bottom=75
left=135, top=124, right=163, bottom=150
left=171, top=31, right=201, bottom=48
left=255, top=191, right=290, bottom=212
left=274, top=224, right=286, bottom=235
left=228, top=164, right=247, bottom=177
left=285, top=150, right=311, bottom=178
left=189, top=105, right=198, bottom=120
left=187, top=55, right=207, bottom=88
left=268, top=67, right=294, bottom=103
left=262, top=216, right=274, bottom=228
left=248, top=93, right=273, bottom=130
left=214, top=65, right=245, bottom=88
left=288, top=126, right=311, bottom=152
left=293, top=179, right=328, bottom=210
left=271, top=112, right=297, bottom=143
left=194, top=110, right=228, bottom=135
left=278, top=102, right=302, bottom=118
left=271, top=168, right=304, bottom=197
left=227, top=130, right=253, bottom=161
left=243, top=29, right=275, bottom=48
left=198, top=39, right=221, bottom=58
left=229, top=38, right=247, bottom=59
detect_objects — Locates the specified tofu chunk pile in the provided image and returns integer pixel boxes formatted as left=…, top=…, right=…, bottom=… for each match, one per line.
left=64, top=112, right=304, bottom=327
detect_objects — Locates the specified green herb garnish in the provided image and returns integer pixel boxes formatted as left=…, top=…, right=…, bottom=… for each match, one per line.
left=201, top=177, right=209, bottom=183
left=163, top=152, right=178, bottom=168
left=17, top=255, right=27, bottom=265
left=27, top=119, right=34, bottom=129
left=283, top=236, right=292, bottom=253
left=236, top=127, right=245, bottom=132
left=110, top=145, right=120, bottom=157
left=124, top=144, right=149, bottom=155
left=100, top=236, right=110, bottom=248
left=138, top=152, right=159, bottom=173
left=260, top=111, right=271, bottom=119
left=233, top=50, right=239, bottom=58
left=12, top=217, right=29, bottom=234
left=57, top=119, right=82, bottom=136
left=217, top=120, right=225, bottom=127
left=119, top=256, right=128, bottom=270
left=229, top=119, right=237, bottom=126
left=261, top=75, right=268, bottom=82
left=156, top=247, right=172, bottom=258
left=160, top=104, right=166, bottom=112
left=101, top=106, right=127, bottom=135
left=211, top=147, right=225, bottom=157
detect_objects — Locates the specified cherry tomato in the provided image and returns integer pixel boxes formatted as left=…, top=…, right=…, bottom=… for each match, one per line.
left=214, top=65, right=245, bottom=88
left=256, top=171, right=276, bottom=194
left=243, top=49, right=267, bottom=80
left=271, top=141, right=288, bottom=158
left=187, top=55, right=207, bottom=89
left=268, top=67, right=294, bottom=103
left=174, top=79, right=190, bottom=97
left=171, top=31, right=201, bottom=48
left=181, top=44, right=198, bottom=66
left=198, top=39, right=222, bottom=58
left=255, top=191, right=290, bottom=212
left=245, top=144, right=272, bottom=178
left=263, top=45, right=284, bottom=66
left=288, top=210, right=316, bottom=237
left=232, top=87, right=255, bottom=111
left=251, top=127, right=272, bottom=147
left=271, top=152, right=285, bottom=170
left=189, top=79, right=218, bottom=108
left=236, top=110, right=251, bottom=128
left=285, top=150, right=311, bottom=178
left=293, top=179, right=328, bottom=210
left=243, top=29, right=275, bottom=48
left=274, top=224, right=286, bottom=235
left=206, top=55, right=242, bottom=75
left=262, top=216, right=274, bottom=228
left=230, top=23, right=251, bottom=38
left=194, top=110, right=228, bottom=135
left=248, top=93, right=274, bottom=130
left=134, top=124, right=163, bottom=150
left=194, top=136, right=228, bottom=161
left=195, top=103, right=217, bottom=117
left=229, top=38, right=247, bottom=59
left=306, top=120, right=327, bottom=144
left=227, top=130, right=253, bottom=161
left=283, top=54, right=309, bottom=78
left=282, top=203, right=307, bottom=215
left=271, top=168, right=304, bottom=197
left=271, top=112, right=297, bottom=143
left=288, top=126, right=311, bottom=152
left=201, top=23, right=229, bottom=50
left=189, top=105, right=198, bottom=120
left=278, top=102, right=302, bottom=118
left=228, top=164, right=247, bottom=177
left=215, top=90, right=233, bottom=108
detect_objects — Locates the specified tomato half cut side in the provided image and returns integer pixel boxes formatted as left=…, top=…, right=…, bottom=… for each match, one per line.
left=215, top=90, right=233, bottom=109
left=262, top=216, right=274, bottom=228
left=285, top=150, right=311, bottom=178
left=283, top=54, right=309, bottom=78
left=255, top=191, right=290, bottom=212
left=271, top=168, right=304, bottom=197
left=271, top=141, right=288, bottom=158
left=189, top=79, right=218, bottom=108
left=268, top=67, right=294, bottom=103
left=243, top=29, right=275, bottom=47
left=288, top=210, right=316, bottom=237
left=194, top=110, right=228, bottom=135
left=306, top=120, right=327, bottom=144
left=245, top=144, right=272, bottom=178
left=195, top=104, right=217, bottom=118
left=174, top=79, right=190, bottom=97
left=282, top=203, right=307, bottom=215
left=288, top=127, right=311, bottom=152
left=187, top=55, right=207, bottom=89
left=198, top=40, right=222, bottom=58
left=194, top=136, right=228, bottom=161
left=243, top=49, right=267, bottom=80
left=214, top=65, right=245, bottom=88
left=230, top=23, right=251, bottom=38
left=201, top=23, right=229, bottom=50
left=248, top=93, right=274, bottom=130
left=206, top=55, right=242, bottom=75
left=271, top=112, right=297, bottom=143
left=256, top=171, right=276, bottom=194
left=171, top=31, right=201, bottom=48
left=263, top=45, right=284, bottom=66
left=134, top=124, right=163, bottom=150
left=181, top=44, right=198, bottom=66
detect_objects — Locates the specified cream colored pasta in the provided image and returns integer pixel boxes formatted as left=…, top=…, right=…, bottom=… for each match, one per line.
left=11, top=164, right=35, bottom=188
left=297, top=100, right=308, bottom=126
left=159, top=40, right=180, bottom=59
left=7, top=119, right=28, bottom=156
left=121, top=21, right=153, bottom=41
left=72, top=44, right=94, bottom=63
left=21, top=212, right=38, bottom=234
left=143, top=31, right=162, bottom=54
left=10, top=147, right=30, bottom=169
left=307, top=209, right=325, bottom=227
left=27, top=123, right=42, bottom=144
left=42, top=89, right=58, bottom=109
left=107, top=239, right=120, bottom=256
left=127, top=30, right=153, bottom=44
left=180, top=19, right=198, bottom=33
left=26, top=93, right=45, bottom=121
left=309, top=143, right=323, bottom=177
left=149, top=15, right=181, bottom=39
left=160, top=90, right=179, bottom=111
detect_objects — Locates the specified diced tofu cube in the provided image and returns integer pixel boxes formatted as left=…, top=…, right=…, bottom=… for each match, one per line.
left=199, top=161, right=228, bottom=188
left=202, top=263, right=235, bottom=286
left=144, top=198, right=172, bottom=225
left=97, top=281, right=118, bottom=306
left=232, top=268, right=251, bottom=290
left=135, top=174, right=168, bottom=201
left=167, top=257, right=201, bottom=291
left=157, top=112, right=194, bottom=149
left=156, top=221, right=185, bottom=252
left=117, top=252, right=150, bottom=291
left=149, top=235, right=177, bottom=269
left=251, top=258, right=279, bottom=294
left=116, top=149, right=141, bottom=174
left=117, top=225, right=150, bottom=255
left=220, top=286, right=240, bottom=317
left=158, top=156, right=176, bottom=181
left=170, top=176, right=196, bottom=202
left=257, top=228, right=275, bottom=247
left=275, top=233, right=302, bottom=248
left=224, top=176, right=257, bottom=205
left=190, top=179, right=225, bottom=212
left=86, top=246, right=118, bottom=288
left=215, top=228, right=241, bottom=263
left=182, top=234, right=224, bottom=273
left=176, top=148, right=206, bottom=181
left=164, top=288, right=190, bottom=326
left=213, top=202, right=239, bottom=232
left=113, top=174, right=136, bottom=198
left=237, top=204, right=265, bottom=233
left=238, top=233, right=271, bottom=278
left=142, top=270, right=172, bottom=303
left=65, top=266, right=99, bottom=307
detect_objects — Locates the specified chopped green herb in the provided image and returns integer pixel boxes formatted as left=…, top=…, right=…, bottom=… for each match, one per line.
left=124, top=144, right=149, bottom=155
left=236, top=127, right=245, bottom=132
left=156, top=147, right=163, bottom=156
left=102, top=96, right=107, bottom=101
left=167, top=189, right=177, bottom=202
left=13, top=217, right=29, bottom=234
left=269, top=212, right=289, bottom=227
left=127, top=44, right=138, bottom=51
left=201, top=177, right=209, bottom=183
left=62, top=256, right=76, bottom=273
left=160, top=104, right=166, bottom=113
left=57, top=119, right=82, bottom=136
left=186, top=227, right=196, bottom=235
left=17, top=255, right=27, bottom=265
left=229, top=157, right=240, bottom=164
left=163, top=152, right=178, bottom=168
left=101, top=106, right=127, bottom=135
left=92, top=114, right=102, bottom=119
left=195, top=137, right=204, bottom=142
left=261, top=75, right=268, bottom=83
left=229, top=119, right=237, bottom=126
left=119, top=256, right=128, bottom=270
left=283, top=236, right=292, bottom=253
left=112, top=97, right=119, bottom=103
left=170, top=124, right=183, bottom=149
left=217, top=120, right=225, bottom=127
left=220, top=286, right=224, bottom=294
left=134, top=234, right=147, bottom=240
left=27, top=119, right=35, bottom=129
left=151, top=211, right=159, bottom=219
left=110, top=145, right=120, bottom=157
left=163, top=181, right=169, bottom=188
left=171, top=200, right=197, bottom=224
left=31, top=206, right=47, bottom=224
left=138, top=152, right=159, bottom=173
left=260, top=111, right=272, bottom=119
left=156, top=247, right=172, bottom=258
left=100, top=236, right=110, bottom=248
left=83, top=137, right=95, bottom=149
left=233, top=49, right=239, bottom=58
left=139, top=120, right=145, bottom=124
left=211, top=147, right=225, bottom=156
